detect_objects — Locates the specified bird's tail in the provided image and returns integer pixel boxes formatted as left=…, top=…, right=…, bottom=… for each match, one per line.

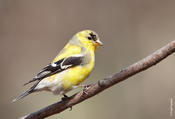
left=12, top=81, right=40, bottom=103
left=12, top=89, right=33, bottom=103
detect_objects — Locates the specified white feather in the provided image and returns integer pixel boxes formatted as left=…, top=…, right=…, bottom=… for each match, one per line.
left=34, top=70, right=69, bottom=95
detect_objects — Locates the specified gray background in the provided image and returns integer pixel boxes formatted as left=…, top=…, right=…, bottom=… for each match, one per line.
left=1, top=0, right=175, bottom=119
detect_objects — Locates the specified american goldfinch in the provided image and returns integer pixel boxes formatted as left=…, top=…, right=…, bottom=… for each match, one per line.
left=13, top=30, right=103, bottom=102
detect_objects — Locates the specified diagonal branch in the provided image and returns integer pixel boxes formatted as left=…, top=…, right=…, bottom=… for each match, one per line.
left=23, top=40, right=175, bottom=119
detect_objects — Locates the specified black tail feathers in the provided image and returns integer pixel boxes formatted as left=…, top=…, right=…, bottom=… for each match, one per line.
left=12, top=89, right=33, bottom=103
left=12, top=81, right=40, bottom=103
left=23, top=78, right=37, bottom=86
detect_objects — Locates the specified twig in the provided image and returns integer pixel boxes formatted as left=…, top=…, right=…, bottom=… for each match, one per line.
left=23, top=40, right=175, bottom=119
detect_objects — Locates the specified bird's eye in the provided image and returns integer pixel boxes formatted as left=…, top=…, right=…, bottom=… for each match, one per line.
left=88, top=37, right=92, bottom=40
left=89, top=32, right=97, bottom=41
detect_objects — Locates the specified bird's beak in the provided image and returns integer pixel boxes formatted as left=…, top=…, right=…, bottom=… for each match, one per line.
left=94, top=39, right=103, bottom=46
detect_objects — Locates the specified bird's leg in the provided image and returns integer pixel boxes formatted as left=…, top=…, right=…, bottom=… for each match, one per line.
left=83, top=84, right=91, bottom=95
left=63, top=94, right=68, bottom=98
left=72, top=84, right=91, bottom=94
left=76, top=84, right=91, bottom=95
left=61, top=94, right=69, bottom=101
left=61, top=94, right=72, bottom=111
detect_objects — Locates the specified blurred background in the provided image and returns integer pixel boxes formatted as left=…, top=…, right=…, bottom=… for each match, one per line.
left=1, top=0, right=175, bottom=119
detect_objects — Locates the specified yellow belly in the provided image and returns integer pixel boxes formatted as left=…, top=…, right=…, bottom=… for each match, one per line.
left=62, top=65, right=93, bottom=90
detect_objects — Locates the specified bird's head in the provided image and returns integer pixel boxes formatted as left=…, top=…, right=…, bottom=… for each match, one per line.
left=76, top=30, right=103, bottom=48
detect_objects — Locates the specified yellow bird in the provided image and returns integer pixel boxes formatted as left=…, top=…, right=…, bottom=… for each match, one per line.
left=13, top=30, right=103, bottom=102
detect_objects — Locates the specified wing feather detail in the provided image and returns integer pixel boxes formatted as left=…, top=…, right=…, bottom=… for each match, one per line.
left=24, top=56, right=83, bottom=85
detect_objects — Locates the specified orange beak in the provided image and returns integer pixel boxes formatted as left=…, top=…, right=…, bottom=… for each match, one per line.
left=94, top=39, right=103, bottom=46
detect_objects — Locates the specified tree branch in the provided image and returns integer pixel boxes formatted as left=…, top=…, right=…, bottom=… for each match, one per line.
left=23, top=40, right=175, bottom=119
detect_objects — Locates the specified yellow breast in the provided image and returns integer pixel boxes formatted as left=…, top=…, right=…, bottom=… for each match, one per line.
left=62, top=50, right=95, bottom=90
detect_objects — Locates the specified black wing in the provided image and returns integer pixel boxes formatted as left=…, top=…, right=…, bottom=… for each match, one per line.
left=24, top=56, right=83, bottom=85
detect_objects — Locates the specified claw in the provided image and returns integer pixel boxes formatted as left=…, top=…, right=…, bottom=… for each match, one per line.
left=83, top=89, right=88, bottom=95
left=83, top=84, right=91, bottom=95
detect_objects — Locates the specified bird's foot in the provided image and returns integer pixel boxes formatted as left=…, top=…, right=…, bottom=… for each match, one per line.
left=61, top=94, right=70, bottom=101
left=61, top=94, right=72, bottom=111
left=82, top=84, right=91, bottom=95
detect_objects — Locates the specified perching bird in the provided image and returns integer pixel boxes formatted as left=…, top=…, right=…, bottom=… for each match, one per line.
left=12, top=30, right=103, bottom=102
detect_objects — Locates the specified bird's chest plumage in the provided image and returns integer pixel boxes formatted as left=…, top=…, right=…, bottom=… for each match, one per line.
left=62, top=54, right=95, bottom=90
